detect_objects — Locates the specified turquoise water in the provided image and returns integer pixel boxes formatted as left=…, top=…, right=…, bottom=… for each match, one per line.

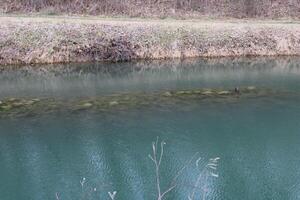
left=1, top=57, right=300, bottom=200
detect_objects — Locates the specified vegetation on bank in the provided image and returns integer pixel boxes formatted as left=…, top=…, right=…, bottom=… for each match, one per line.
left=1, top=0, right=300, bottom=19
left=1, top=17, right=300, bottom=65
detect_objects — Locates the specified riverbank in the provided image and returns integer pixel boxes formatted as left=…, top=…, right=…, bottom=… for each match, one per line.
left=1, top=16, right=300, bottom=65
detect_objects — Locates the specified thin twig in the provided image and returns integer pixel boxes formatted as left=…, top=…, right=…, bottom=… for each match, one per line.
left=189, top=169, right=205, bottom=200
left=149, top=137, right=197, bottom=200
left=55, top=192, right=60, bottom=200
left=171, top=152, right=199, bottom=185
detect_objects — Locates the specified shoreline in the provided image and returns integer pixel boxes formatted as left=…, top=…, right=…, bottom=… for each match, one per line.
left=1, top=16, right=300, bottom=65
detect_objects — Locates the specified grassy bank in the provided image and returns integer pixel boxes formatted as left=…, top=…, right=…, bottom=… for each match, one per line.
left=1, top=16, right=300, bottom=65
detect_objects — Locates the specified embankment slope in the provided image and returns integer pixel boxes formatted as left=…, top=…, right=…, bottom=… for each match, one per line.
left=1, top=17, right=300, bottom=65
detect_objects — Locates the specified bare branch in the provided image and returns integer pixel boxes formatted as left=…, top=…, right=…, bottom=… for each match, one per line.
left=160, top=184, right=176, bottom=199
left=108, top=191, right=117, bottom=200
left=149, top=137, right=163, bottom=200
left=148, top=154, right=155, bottom=163
left=158, top=141, right=165, bottom=166
left=189, top=157, right=220, bottom=200
left=55, top=192, right=60, bottom=200
left=189, top=169, right=205, bottom=200
left=149, top=137, right=198, bottom=200
left=171, top=152, right=199, bottom=185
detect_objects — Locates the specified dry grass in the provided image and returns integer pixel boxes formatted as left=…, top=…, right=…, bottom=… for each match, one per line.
left=1, top=16, right=300, bottom=65
left=1, top=0, right=300, bottom=19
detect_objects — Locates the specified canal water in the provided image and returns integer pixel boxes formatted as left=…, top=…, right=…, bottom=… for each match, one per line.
left=1, top=57, right=300, bottom=200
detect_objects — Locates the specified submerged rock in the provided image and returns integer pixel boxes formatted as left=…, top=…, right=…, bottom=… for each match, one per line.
left=193, top=90, right=203, bottom=94
left=218, top=91, right=231, bottom=95
left=81, top=102, right=93, bottom=108
left=0, top=105, right=12, bottom=111
left=12, top=102, right=24, bottom=107
left=32, top=98, right=41, bottom=102
left=0, top=86, right=268, bottom=118
left=163, top=91, right=172, bottom=97
left=7, top=98, right=17, bottom=102
left=176, top=91, right=186, bottom=95
left=202, top=90, right=213, bottom=95
left=25, top=100, right=35, bottom=105
left=247, top=86, right=256, bottom=90
left=109, top=101, right=119, bottom=106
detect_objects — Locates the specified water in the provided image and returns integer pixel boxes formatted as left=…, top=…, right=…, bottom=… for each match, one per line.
left=1, top=57, right=300, bottom=200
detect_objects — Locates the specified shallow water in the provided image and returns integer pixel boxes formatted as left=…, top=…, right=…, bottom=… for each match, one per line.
left=1, top=57, right=300, bottom=200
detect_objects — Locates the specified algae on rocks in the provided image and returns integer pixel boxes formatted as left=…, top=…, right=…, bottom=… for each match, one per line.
left=0, top=86, right=267, bottom=118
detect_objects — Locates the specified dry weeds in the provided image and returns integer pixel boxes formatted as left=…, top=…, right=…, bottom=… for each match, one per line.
left=1, top=16, right=300, bottom=65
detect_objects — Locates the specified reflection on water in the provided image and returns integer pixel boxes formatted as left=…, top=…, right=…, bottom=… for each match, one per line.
left=0, top=57, right=300, bottom=200
left=1, top=57, right=300, bottom=98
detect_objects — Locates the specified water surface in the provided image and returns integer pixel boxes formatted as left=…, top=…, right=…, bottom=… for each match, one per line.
left=1, top=57, right=300, bottom=200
